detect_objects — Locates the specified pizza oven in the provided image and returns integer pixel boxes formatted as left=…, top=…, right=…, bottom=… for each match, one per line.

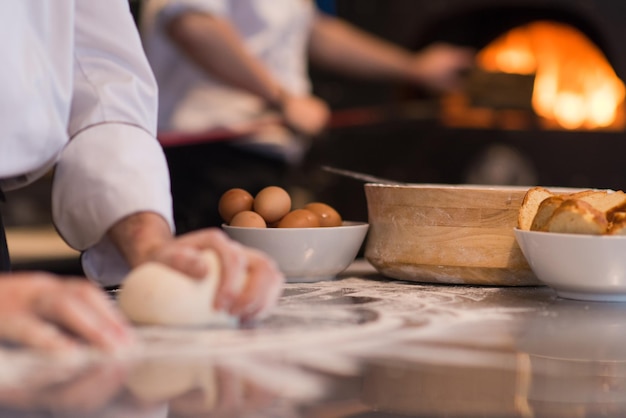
left=305, top=0, right=626, bottom=222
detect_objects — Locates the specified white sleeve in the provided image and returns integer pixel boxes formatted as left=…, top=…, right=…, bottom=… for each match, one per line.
left=70, top=0, right=159, bottom=136
left=52, top=0, right=173, bottom=286
left=53, top=125, right=173, bottom=287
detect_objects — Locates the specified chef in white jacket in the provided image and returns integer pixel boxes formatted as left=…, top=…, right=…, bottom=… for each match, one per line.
left=0, top=2, right=283, bottom=352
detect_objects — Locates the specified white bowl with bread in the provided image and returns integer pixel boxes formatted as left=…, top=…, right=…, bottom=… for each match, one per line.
left=515, top=186, right=626, bottom=301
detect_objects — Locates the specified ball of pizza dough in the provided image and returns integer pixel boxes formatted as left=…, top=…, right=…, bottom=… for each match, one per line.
left=117, top=250, right=236, bottom=327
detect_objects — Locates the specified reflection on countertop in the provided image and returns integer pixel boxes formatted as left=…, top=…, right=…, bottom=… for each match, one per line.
left=1, top=261, right=625, bottom=417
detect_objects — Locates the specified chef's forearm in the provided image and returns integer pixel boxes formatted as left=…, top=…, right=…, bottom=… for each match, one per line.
left=165, top=11, right=285, bottom=107
left=308, top=13, right=412, bottom=81
left=107, top=212, right=173, bottom=268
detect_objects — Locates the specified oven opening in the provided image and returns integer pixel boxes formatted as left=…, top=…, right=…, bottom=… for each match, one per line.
left=443, top=20, right=626, bottom=132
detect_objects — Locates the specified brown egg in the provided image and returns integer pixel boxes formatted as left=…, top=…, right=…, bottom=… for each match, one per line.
left=277, top=209, right=321, bottom=228
left=304, top=202, right=343, bottom=227
left=253, top=186, right=291, bottom=223
left=218, top=188, right=254, bottom=223
left=229, top=211, right=267, bottom=228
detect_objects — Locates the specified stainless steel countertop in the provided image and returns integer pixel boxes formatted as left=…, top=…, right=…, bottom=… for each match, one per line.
left=0, top=260, right=623, bottom=418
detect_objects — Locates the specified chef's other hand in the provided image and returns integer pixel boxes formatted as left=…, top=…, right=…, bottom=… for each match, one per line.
left=407, top=42, right=475, bottom=94
left=0, top=273, right=135, bottom=352
left=279, top=93, right=330, bottom=137
left=142, top=227, right=285, bottom=322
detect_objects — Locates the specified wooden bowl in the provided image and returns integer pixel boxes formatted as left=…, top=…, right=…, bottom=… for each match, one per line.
left=364, top=183, right=541, bottom=286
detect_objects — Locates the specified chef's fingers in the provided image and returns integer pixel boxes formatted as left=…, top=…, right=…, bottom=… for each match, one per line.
left=206, top=236, right=250, bottom=312
left=162, top=227, right=284, bottom=313
left=149, top=244, right=208, bottom=279
left=34, top=281, right=135, bottom=352
left=65, top=280, right=135, bottom=342
left=228, top=248, right=284, bottom=320
left=170, top=228, right=247, bottom=291
left=177, top=228, right=265, bottom=313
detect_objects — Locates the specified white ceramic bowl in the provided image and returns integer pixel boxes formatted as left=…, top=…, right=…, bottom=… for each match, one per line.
left=222, top=222, right=369, bottom=282
left=514, top=228, right=626, bottom=301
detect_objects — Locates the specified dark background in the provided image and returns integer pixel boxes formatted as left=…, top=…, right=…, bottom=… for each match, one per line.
left=300, top=0, right=626, bottom=224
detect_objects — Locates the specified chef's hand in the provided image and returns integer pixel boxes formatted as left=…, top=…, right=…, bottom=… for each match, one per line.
left=151, top=228, right=284, bottom=321
left=108, top=212, right=285, bottom=321
left=406, top=42, right=475, bottom=93
left=279, top=93, right=330, bottom=137
left=0, top=273, right=134, bottom=352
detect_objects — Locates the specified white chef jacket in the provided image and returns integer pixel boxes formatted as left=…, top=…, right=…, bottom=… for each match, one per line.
left=141, top=0, right=316, bottom=162
left=0, top=2, right=173, bottom=286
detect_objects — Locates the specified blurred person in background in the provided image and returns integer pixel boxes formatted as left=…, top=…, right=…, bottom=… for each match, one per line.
left=140, top=0, right=475, bottom=233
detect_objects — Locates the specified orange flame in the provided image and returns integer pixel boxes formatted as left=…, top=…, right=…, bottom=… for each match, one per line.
left=477, top=21, right=625, bottom=130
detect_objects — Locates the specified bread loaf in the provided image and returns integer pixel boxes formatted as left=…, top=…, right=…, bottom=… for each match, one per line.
left=575, top=190, right=626, bottom=213
left=544, top=199, right=607, bottom=235
left=517, top=186, right=555, bottom=230
left=608, top=211, right=626, bottom=235
left=519, top=187, right=626, bottom=235
left=530, top=195, right=565, bottom=231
